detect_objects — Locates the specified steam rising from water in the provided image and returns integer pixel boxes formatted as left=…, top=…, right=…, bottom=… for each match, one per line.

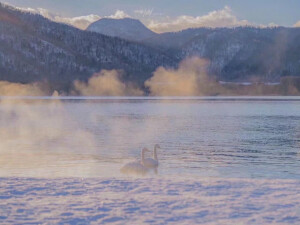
left=73, top=70, right=143, bottom=96
left=0, top=79, right=169, bottom=176
left=145, top=57, right=220, bottom=96
left=0, top=57, right=298, bottom=99
left=72, top=57, right=221, bottom=97
left=0, top=96, right=174, bottom=177
left=0, top=100, right=95, bottom=151
left=0, top=97, right=97, bottom=176
left=0, top=81, right=46, bottom=96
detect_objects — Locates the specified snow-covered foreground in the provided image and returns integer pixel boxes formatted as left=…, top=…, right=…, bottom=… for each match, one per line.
left=0, top=177, right=299, bottom=224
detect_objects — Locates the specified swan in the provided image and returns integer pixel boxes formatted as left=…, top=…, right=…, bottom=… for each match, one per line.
left=143, top=144, right=160, bottom=169
left=120, top=148, right=150, bottom=176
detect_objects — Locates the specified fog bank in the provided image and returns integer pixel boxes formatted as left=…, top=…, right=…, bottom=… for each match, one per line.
left=74, top=70, right=143, bottom=96
left=0, top=81, right=46, bottom=96
left=145, top=57, right=220, bottom=96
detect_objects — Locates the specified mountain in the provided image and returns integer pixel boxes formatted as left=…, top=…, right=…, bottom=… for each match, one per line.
left=1, top=2, right=300, bottom=92
left=0, top=3, right=176, bottom=90
left=87, top=17, right=300, bottom=82
left=144, top=27, right=300, bottom=81
left=87, top=18, right=157, bottom=42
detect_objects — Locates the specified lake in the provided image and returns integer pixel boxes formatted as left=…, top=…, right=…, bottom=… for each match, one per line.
left=1, top=97, right=299, bottom=179
left=1, top=96, right=300, bottom=224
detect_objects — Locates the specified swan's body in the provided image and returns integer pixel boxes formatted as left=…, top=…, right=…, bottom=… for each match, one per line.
left=143, top=144, right=160, bottom=169
left=120, top=161, right=148, bottom=175
left=143, top=158, right=158, bottom=168
left=120, top=148, right=150, bottom=176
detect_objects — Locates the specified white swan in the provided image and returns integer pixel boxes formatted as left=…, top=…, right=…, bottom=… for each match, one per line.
left=143, top=144, right=160, bottom=169
left=120, top=148, right=150, bottom=176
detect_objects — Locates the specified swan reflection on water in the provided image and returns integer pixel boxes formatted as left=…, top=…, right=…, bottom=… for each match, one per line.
left=120, top=145, right=161, bottom=176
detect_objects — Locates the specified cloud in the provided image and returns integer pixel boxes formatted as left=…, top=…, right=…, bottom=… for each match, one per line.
left=15, top=6, right=128, bottom=29
left=267, top=22, right=279, bottom=28
left=134, top=9, right=153, bottom=17
left=54, top=10, right=129, bottom=29
left=145, top=57, right=220, bottom=96
left=73, top=70, right=143, bottom=96
left=294, top=21, right=300, bottom=27
left=55, top=14, right=101, bottom=30
left=108, top=10, right=130, bottom=19
left=10, top=3, right=282, bottom=33
left=12, top=4, right=276, bottom=32
left=16, top=7, right=100, bottom=29
left=147, top=6, right=251, bottom=33
left=52, top=10, right=129, bottom=29
left=15, top=6, right=53, bottom=19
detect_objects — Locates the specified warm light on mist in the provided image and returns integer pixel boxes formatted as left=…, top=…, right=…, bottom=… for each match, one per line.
left=0, top=81, right=46, bottom=96
left=145, top=57, right=219, bottom=96
left=74, top=70, right=143, bottom=96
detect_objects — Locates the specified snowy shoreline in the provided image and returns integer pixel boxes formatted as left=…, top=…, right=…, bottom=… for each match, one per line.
left=1, top=177, right=299, bottom=224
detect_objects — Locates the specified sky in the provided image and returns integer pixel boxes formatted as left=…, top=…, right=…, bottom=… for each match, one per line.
left=3, top=0, right=300, bottom=32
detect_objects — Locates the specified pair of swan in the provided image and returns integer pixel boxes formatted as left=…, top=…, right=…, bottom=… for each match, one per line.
left=120, top=144, right=160, bottom=176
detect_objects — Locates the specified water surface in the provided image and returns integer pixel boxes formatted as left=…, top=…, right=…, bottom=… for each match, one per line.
left=0, top=97, right=299, bottom=179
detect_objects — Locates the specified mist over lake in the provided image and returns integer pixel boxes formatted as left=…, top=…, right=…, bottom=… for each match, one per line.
left=1, top=97, right=300, bottom=179
left=1, top=97, right=300, bottom=224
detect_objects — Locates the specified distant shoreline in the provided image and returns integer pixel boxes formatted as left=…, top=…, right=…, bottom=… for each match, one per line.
left=1, top=96, right=300, bottom=101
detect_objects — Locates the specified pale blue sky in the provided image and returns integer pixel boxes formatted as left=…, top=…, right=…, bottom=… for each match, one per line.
left=3, top=0, right=300, bottom=27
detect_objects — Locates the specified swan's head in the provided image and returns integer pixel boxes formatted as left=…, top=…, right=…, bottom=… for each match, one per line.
left=155, top=144, right=161, bottom=149
left=142, top=148, right=150, bottom=153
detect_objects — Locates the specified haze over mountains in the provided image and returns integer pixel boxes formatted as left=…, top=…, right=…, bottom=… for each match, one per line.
left=0, top=3, right=300, bottom=93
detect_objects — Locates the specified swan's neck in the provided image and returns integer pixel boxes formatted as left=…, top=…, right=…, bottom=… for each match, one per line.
left=153, top=147, right=158, bottom=161
left=141, top=150, right=146, bottom=165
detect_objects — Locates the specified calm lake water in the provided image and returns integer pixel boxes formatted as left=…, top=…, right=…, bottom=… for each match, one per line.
left=1, top=97, right=300, bottom=179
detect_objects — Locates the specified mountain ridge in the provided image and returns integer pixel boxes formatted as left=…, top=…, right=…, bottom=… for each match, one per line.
left=87, top=17, right=157, bottom=42
left=86, top=17, right=300, bottom=82
left=0, top=3, right=176, bottom=90
left=0, top=3, right=300, bottom=94
left=143, top=26, right=300, bottom=81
